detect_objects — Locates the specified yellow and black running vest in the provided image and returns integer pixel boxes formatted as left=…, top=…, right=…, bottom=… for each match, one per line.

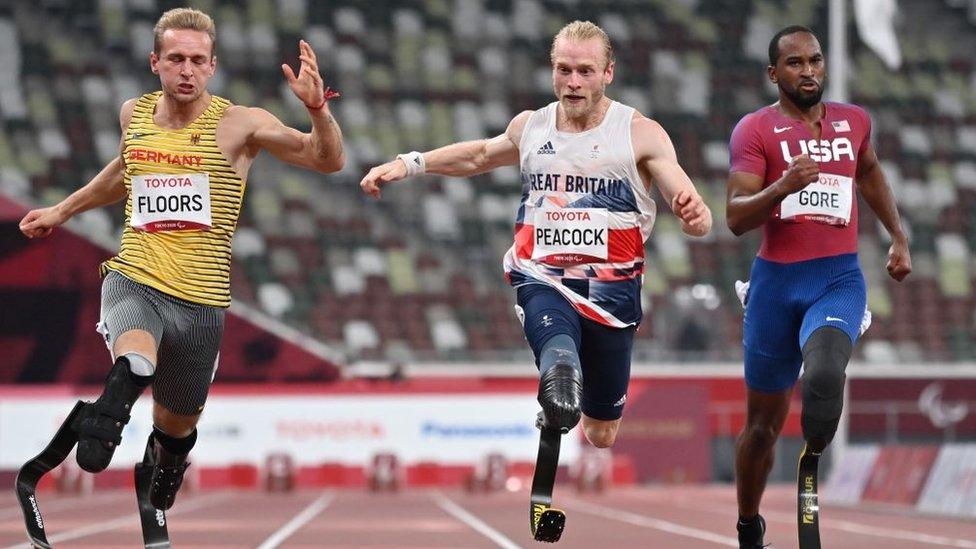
left=101, top=91, right=244, bottom=308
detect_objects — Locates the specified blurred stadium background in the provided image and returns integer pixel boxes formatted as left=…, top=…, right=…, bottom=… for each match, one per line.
left=0, top=0, right=975, bottom=537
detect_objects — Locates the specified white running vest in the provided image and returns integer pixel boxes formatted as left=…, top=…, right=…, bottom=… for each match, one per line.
left=503, top=100, right=657, bottom=328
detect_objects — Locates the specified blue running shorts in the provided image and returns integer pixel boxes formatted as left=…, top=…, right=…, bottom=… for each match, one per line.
left=743, top=253, right=866, bottom=393
left=516, top=283, right=636, bottom=420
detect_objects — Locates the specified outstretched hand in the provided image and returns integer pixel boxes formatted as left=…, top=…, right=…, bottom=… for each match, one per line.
left=282, top=40, right=326, bottom=108
left=360, top=159, right=410, bottom=199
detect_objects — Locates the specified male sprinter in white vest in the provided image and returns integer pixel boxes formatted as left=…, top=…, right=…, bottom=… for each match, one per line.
left=19, top=7, right=344, bottom=512
left=361, top=20, right=711, bottom=541
left=727, top=26, right=911, bottom=548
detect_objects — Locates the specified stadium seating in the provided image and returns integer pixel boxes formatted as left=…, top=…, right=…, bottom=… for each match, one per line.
left=1, top=0, right=972, bottom=377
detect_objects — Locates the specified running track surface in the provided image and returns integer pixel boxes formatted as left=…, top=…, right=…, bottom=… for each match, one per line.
left=1, top=485, right=973, bottom=548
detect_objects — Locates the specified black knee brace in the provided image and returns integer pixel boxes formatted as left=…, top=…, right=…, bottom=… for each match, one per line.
left=800, top=327, right=852, bottom=452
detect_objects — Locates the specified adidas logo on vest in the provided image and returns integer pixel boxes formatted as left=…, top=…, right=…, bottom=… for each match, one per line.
left=537, top=141, right=556, bottom=155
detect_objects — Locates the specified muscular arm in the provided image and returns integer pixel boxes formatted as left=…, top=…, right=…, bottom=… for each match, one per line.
left=726, top=152, right=820, bottom=236
left=421, top=112, right=524, bottom=176
left=246, top=105, right=345, bottom=173
left=856, top=145, right=911, bottom=280
left=20, top=99, right=133, bottom=237
left=725, top=171, right=790, bottom=236
left=633, top=117, right=712, bottom=237
left=246, top=39, right=344, bottom=173
left=856, top=147, right=905, bottom=241
left=60, top=99, right=135, bottom=216
left=56, top=158, right=128, bottom=218
left=360, top=110, right=530, bottom=198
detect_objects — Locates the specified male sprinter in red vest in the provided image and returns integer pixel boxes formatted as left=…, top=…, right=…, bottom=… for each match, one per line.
left=727, top=26, right=911, bottom=548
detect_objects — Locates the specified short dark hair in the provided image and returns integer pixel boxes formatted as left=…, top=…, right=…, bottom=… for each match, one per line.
left=768, top=25, right=816, bottom=66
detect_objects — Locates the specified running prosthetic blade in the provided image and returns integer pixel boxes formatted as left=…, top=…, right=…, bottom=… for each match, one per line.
left=530, top=425, right=565, bottom=543
left=135, top=438, right=171, bottom=549
left=797, top=443, right=821, bottom=549
left=15, top=401, right=85, bottom=549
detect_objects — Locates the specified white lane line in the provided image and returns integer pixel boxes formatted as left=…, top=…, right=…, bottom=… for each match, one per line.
left=759, top=510, right=976, bottom=548
left=2, top=492, right=235, bottom=549
left=430, top=491, right=522, bottom=549
left=255, top=492, right=335, bottom=549
left=831, top=519, right=976, bottom=548
left=0, top=491, right=130, bottom=520
left=564, top=498, right=738, bottom=547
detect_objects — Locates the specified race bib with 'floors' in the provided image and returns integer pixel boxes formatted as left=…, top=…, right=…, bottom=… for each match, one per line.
left=532, top=208, right=609, bottom=265
left=780, top=173, right=853, bottom=226
left=129, top=173, right=212, bottom=232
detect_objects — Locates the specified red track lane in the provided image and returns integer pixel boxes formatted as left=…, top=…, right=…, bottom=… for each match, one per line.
left=1, top=485, right=974, bottom=548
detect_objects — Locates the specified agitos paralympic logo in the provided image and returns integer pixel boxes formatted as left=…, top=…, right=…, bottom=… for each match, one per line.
left=918, top=382, right=969, bottom=429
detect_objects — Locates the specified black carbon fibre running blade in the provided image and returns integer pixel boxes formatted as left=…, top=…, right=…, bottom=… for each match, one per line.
left=15, top=401, right=85, bottom=549
left=135, top=440, right=171, bottom=549
left=797, top=444, right=822, bottom=549
left=530, top=425, right=566, bottom=542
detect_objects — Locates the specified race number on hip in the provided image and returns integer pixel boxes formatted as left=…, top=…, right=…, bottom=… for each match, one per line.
left=130, top=173, right=213, bottom=232
left=532, top=208, right=609, bottom=265
left=780, top=173, right=853, bottom=225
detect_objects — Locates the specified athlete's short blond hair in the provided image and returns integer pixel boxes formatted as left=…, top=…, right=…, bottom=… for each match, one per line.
left=153, top=8, right=216, bottom=56
left=550, top=21, right=614, bottom=69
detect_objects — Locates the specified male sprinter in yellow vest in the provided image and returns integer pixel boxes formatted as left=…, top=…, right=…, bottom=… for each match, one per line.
left=19, top=8, right=344, bottom=511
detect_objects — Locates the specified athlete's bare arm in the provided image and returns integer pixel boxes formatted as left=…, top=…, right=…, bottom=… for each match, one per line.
left=360, top=110, right=532, bottom=199
left=222, top=40, right=344, bottom=175
left=227, top=105, right=344, bottom=173
left=19, top=99, right=136, bottom=239
left=632, top=115, right=712, bottom=237
left=855, top=145, right=911, bottom=281
left=726, top=154, right=819, bottom=236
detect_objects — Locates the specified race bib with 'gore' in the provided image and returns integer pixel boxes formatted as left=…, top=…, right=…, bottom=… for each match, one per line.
left=532, top=208, right=609, bottom=265
left=780, top=173, right=853, bottom=226
left=130, top=173, right=212, bottom=232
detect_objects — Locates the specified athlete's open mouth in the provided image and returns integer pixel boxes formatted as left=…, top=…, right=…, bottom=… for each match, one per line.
left=177, top=83, right=195, bottom=93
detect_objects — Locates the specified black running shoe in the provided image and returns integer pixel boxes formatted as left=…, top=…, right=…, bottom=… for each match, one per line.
left=73, top=357, right=151, bottom=472
left=149, top=438, right=190, bottom=511
left=737, top=514, right=767, bottom=549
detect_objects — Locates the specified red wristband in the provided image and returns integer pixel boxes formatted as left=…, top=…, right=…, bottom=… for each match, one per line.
left=305, top=87, right=341, bottom=110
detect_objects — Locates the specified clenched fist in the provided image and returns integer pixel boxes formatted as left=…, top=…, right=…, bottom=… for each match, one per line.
left=19, top=206, right=66, bottom=239
left=672, top=189, right=712, bottom=237
left=781, top=154, right=820, bottom=194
